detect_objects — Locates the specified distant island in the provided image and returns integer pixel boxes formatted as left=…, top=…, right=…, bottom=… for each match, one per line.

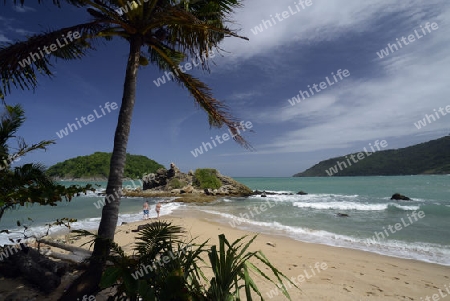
left=46, top=152, right=164, bottom=180
left=293, top=136, right=450, bottom=177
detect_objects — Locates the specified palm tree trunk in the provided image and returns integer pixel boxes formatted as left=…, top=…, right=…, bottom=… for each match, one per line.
left=94, top=33, right=142, bottom=253
left=59, top=35, right=142, bottom=300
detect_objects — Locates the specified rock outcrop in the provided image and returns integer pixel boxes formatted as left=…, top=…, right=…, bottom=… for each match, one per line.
left=140, top=163, right=252, bottom=197
left=391, top=193, right=411, bottom=201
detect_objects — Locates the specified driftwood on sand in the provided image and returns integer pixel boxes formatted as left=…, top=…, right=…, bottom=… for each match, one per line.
left=0, top=240, right=92, bottom=294
left=38, top=238, right=92, bottom=263
left=0, top=244, right=69, bottom=294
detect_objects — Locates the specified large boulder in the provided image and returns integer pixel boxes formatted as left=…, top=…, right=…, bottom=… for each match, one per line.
left=142, top=168, right=168, bottom=190
left=391, top=193, right=411, bottom=201
left=167, top=162, right=180, bottom=178
left=215, top=172, right=253, bottom=196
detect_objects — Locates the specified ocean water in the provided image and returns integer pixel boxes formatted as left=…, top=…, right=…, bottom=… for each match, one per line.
left=1, top=176, right=449, bottom=266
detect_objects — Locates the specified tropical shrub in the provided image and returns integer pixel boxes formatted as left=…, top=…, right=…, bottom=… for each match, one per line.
left=83, top=220, right=298, bottom=301
left=194, top=169, right=222, bottom=190
left=168, top=178, right=186, bottom=189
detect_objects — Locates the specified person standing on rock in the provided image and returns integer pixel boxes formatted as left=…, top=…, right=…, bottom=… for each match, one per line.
left=155, top=202, right=162, bottom=218
left=143, top=201, right=149, bottom=219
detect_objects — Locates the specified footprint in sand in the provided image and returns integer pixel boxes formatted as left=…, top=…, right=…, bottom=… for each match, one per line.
left=371, top=285, right=383, bottom=292
left=376, top=268, right=385, bottom=272
left=424, top=283, right=440, bottom=289
left=393, top=277, right=400, bottom=280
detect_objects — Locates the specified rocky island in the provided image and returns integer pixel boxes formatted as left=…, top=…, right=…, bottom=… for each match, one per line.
left=123, top=163, right=253, bottom=202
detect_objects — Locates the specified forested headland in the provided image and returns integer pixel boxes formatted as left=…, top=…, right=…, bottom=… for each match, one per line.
left=294, top=136, right=450, bottom=177
left=46, top=152, right=164, bottom=180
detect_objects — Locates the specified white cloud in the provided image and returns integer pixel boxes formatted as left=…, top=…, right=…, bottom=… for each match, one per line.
left=0, top=34, right=12, bottom=43
left=259, top=53, right=450, bottom=153
left=15, top=28, right=35, bottom=36
left=222, top=0, right=445, bottom=60
left=12, top=5, right=36, bottom=13
left=247, top=1, right=450, bottom=154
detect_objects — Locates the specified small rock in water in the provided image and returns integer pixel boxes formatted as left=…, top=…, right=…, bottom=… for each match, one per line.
left=336, top=213, right=349, bottom=217
left=390, top=193, right=411, bottom=201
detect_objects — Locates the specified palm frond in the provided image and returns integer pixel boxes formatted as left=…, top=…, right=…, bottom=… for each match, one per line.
left=146, top=5, right=247, bottom=61
left=0, top=21, right=106, bottom=97
left=0, top=104, right=25, bottom=146
left=134, top=220, right=185, bottom=259
left=150, top=43, right=252, bottom=149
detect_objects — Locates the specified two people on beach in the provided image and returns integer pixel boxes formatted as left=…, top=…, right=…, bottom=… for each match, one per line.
left=143, top=201, right=162, bottom=219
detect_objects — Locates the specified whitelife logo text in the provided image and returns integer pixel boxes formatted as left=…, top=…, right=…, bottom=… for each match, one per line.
left=18, top=31, right=81, bottom=68
left=56, top=102, right=118, bottom=139
left=190, top=121, right=253, bottom=158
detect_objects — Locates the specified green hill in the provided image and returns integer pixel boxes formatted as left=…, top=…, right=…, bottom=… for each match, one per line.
left=293, top=136, right=450, bottom=177
left=46, top=152, right=165, bottom=180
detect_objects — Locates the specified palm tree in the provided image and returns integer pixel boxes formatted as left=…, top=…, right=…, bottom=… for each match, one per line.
left=1, top=0, right=249, bottom=297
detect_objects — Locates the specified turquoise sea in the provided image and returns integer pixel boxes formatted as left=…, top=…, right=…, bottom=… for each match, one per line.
left=1, top=176, right=449, bottom=266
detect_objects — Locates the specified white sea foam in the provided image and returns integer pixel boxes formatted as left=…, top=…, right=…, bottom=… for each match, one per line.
left=248, top=193, right=362, bottom=203
left=199, top=209, right=450, bottom=266
left=293, top=201, right=386, bottom=211
left=292, top=201, right=420, bottom=211
left=0, top=202, right=183, bottom=246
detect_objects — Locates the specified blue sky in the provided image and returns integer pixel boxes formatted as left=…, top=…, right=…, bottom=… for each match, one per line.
left=1, top=0, right=449, bottom=177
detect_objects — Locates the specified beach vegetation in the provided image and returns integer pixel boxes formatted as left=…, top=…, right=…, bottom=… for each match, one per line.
left=74, top=220, right=297, bottom=301
left=168, top=178, right=186, bottom=189
left=194, top=168, right=222, bottom=189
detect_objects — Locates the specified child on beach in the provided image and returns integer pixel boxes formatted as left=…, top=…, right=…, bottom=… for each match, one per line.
left=143, top=201, right=149, bottom=219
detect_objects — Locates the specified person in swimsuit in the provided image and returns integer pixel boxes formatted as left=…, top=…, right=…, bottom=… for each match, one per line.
left=155, top=202, right=162, bottom=218
left=143, top=201, right=149, bottom=219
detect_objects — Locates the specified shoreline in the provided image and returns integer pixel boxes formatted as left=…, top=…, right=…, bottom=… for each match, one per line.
left=2, top=210, right=449, bottom=301
left=101, top=213, right=450, bottom=300
left=45, top=204, right=449, bottom=268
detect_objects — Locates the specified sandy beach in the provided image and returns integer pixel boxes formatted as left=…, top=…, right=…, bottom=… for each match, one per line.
left=2, top=211, right=449, bottom=301
left=89, top=211, right=449, bottom=301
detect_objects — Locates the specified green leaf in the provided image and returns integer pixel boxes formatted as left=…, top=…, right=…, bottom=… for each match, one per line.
left=100, top=266, right=123, bottom=288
